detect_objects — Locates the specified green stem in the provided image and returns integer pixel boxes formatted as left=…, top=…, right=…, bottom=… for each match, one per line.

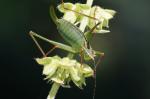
left=86, top=0, right=94, bottom=6
left=47, top=1, right=94, bottom=99
left=47, top=53, right=74, bottom=99
left=47, top=83, right=60, bottom=99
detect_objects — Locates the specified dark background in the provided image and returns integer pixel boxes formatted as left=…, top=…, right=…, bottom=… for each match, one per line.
left=0, top=0, right=150, bottom=99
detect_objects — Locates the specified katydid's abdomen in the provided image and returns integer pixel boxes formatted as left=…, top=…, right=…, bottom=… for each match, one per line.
left=50, top=6, right=94, bottom=60
left=57, top=19, right=86, bottom=52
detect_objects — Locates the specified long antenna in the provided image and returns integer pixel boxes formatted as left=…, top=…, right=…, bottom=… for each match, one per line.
left=93, top=59, right=97, bottom=99
left=93, top=52, right=104, bottom=99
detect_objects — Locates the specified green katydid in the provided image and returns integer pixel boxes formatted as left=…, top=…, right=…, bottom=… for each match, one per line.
left=29, top=1, right=117, bottom=99
left=29, top=5, right=104, bottom=61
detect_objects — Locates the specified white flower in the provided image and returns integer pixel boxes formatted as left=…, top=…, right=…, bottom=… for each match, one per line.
left=89, top=6, right=116, bottom=33
left=57, top=3, right=116, bottom=33
left=36, top=56, right=93, bottom=88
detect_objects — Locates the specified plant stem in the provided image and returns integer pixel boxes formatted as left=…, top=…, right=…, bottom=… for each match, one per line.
left=86, top=0, right=94, bottom=6
left=47, top=83, right=60, bottom=99
left=47, top=53, right=73, bottom=99
left=79, top=0, right=93, bottom=32
left=47, top=1, right=94, bottom=99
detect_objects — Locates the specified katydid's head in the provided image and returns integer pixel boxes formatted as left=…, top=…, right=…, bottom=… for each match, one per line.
left=83, top=48, right=96, bottom=61
left=84, top=48, right=104, bottom=62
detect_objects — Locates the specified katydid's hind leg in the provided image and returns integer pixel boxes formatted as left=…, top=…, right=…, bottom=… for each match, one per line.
left=61, top=0, right=100, bottom=22
left=84, top=7, right=101, bottom=42
left=87, top=6, right=101, bottom=41
left=95, top=52, right=104, bottom=69
left=29, top=31, right=75, bottom=54
left=85, top=21, right=101, bottom=42
left=45, top=46, right=58, bottom=56
left=29, top=31, right=46, bottom=57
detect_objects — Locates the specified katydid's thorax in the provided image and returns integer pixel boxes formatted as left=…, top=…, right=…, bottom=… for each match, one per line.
left=57, top=19, right=87, bottom=51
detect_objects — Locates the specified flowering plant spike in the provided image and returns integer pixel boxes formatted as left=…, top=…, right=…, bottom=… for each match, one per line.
left=29, top=0, right=116, bottom=99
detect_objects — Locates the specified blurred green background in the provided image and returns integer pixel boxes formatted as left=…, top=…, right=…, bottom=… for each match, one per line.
left=0, top=0, right=150, bottom=99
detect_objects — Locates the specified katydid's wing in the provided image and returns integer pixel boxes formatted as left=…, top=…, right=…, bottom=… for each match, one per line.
left=30, top=31, right=76, bottom=53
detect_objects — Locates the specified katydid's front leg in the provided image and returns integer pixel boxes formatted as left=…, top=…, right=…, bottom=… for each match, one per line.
left=94, top=50, right=104, bottom=69
left=84, top=22, right=101, bottom=42
left=45, top=46, right=58, bottom=56
left=29, top=31, right=76, bottom=55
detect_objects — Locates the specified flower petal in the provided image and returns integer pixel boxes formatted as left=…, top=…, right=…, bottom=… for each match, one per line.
left=43, top=62, right=58, bottom=76
left=57, top=3, right=74, bottom=13
left=36, top=57, right=52, bottom=65
left=69, top=67, right=80, bottom=82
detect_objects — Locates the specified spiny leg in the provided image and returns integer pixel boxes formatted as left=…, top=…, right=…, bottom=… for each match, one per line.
left=90, top=22, right=101, bottom=38
left=61, top=0, right=100, bottom=22
left=29, top=31, right=46, bottom=57
left=45, top=46, right=58, bottom=56
left=29, top=31, right=76, bottom=53
left=30, top=31, right=62, bottom=57
left=85, top=22, right=101, bottom=42
left=85, top=6, right=101, bottom=42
